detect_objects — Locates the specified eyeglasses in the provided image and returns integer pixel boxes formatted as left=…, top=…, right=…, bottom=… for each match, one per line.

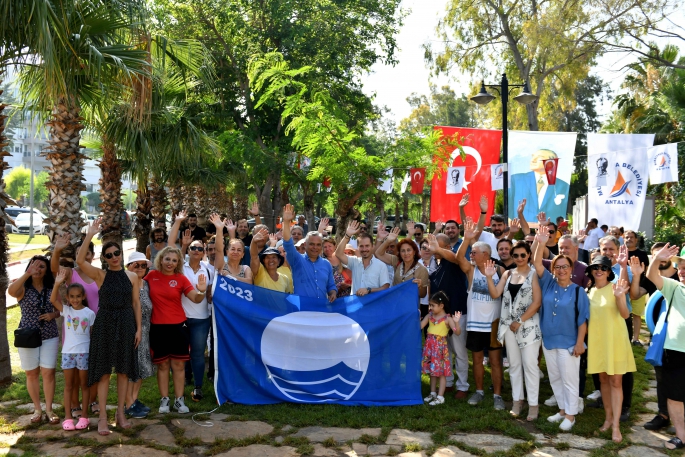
left=130, top=262, right=148, bottom=269
left=104, top=250, right=121, bottom=259
left=591, top=265, right=610, bottom=272
left=421, top=246, right=431, bottom=251
left=553, top=264, right=570, bottom=271
left=360, top=226, right=367, bottom=230
left=189, top=246, right=204, bottom=252
left=511, top=253, right=528, bottom=259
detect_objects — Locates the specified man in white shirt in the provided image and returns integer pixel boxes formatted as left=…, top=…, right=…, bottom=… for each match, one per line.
left=336, top=221, right=390, bottom=296
left=581, top=218, right=605, bottom=250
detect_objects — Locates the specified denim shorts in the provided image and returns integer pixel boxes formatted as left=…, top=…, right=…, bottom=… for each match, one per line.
left=61, top=353, right=89, bottom=371
left=17, top=337, right=59, bottom=371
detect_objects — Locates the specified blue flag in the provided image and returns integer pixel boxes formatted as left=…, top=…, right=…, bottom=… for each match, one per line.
left=212, top=277, right=423, bottom=406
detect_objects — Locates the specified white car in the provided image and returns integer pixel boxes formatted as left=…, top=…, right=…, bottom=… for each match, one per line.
left=14, top=212, right=48, bottom=235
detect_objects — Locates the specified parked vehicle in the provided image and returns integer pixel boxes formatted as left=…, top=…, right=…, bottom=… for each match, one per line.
left=5, top=207, right=47, bottom=234
left=14, top=212, right=48, bottom=235
left=373, top=215, right=402, bottom=234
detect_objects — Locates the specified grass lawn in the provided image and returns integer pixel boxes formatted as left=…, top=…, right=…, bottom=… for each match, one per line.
left=0, top=306, right=665, bottom=456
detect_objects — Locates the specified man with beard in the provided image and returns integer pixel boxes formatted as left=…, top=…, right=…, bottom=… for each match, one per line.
left=496, top=239, right=515, bottom=270
left=625, top=230, right=650, bottom=345
left=473, top=196, right=505, bottom=261
left=184, top=214, right=207, bottom=244
left=640, top=242, right=681, bottom=431
left=336, top=221, right=389, bottom=297
left=146, top=227, right=168, bottom=266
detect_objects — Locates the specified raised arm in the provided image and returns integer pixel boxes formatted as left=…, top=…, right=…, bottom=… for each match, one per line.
left=8, top=260, right=44, bottom=300
left=185, top=274, right=209, bottom=303
left=616, top=244, right=630, bottom=286
left=612, top=279, right=631, bottom=319
left=211, top=216, right=228, bottom=273
left=433, top=219, right=444, bottom=236
left=517, top=199, right=530, bottom=235
left=282, top=204, right=294, bottom=242
left=455, top=220, right=476, bottom=273
left=459, top=194, right=469, bottom=226
left=168, top=210, right=187, bottom=249
left=248, top=202, right=262, bottom=226
left=179, top=229, right=193, bottom=256
left=250, top=228, right=269, bottom=277
left=484, top=259, right=506, bottom=298
left=76, top=218, right=106, bottom=285
left=647, top=243, right=679, bottom=291
left=50, top=268, right=69, bottom=312
left=627, top=254, right=645, bottom=300
left=474, top=195, right=488, bottom=239
left=532, top=225, right=551, bottom=277
left=427, top=233, right=459, bottom=264
left=506, top=219, right=521, bottom=241
left=373, top=227, right=399, bottom=265
left=51, top=233, right=73, bottom=280
left=336, top=220, right=360, bottom=266
left=317, top=217, right=330, bottom=236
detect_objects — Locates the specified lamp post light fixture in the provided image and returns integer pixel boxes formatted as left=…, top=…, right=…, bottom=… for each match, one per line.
left=470, top=73, right=538, bottom=220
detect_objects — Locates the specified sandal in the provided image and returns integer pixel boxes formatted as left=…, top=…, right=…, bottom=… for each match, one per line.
left=116, top=412, right=131, bottom=430
left=98, top=418, right=111, bottom=436
left=71, top=407, right=82, bottom=418
left=527, top=405, right=539, bottom=421
left=62, top=419, right=76, bottom=431
left=90, top=402, right=100, bottom=414
left=30, top=410, right=42, bottom=423
left=46, top=411, right=59, bottom=425
left=665, top=437, right=685, bottom=450
left=75, top=417, right=89, bottom=430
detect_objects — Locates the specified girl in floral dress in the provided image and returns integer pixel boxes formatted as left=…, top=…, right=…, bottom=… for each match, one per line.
left=421, top=291, right=462, bottom=405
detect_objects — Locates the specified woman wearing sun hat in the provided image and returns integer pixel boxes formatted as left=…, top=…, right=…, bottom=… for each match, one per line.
left=249, top=227, right=293, bottom=293
left=585, top=254, right=636, bottom=443
left=124, top=251, right=154, bottom=418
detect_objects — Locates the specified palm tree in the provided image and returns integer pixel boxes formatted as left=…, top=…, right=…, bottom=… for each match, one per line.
left=18, top=0, right=149, bottom=263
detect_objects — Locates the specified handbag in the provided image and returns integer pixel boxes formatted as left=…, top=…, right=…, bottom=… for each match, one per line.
left=14, top=288, right=49, bottom=349
left=645, top=285, right=676, bottom=367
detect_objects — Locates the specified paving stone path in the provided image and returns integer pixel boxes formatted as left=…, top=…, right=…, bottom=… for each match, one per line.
left=0, top=402, right=677, bottom=456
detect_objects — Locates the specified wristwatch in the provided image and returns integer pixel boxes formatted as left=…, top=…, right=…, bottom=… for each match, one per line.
left=367, top=287, right=372, bottom=294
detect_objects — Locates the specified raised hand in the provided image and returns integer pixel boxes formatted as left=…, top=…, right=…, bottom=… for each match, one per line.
left=459, top=194, right=470, bottom=207
left=224, top=218, right=236, bottom=232
left=577, top=228, right=587, bottom=242
left=509, top=218, right=521, bottom=233
left=346, top=220, right=360, bottom=238
left=376, top=221, right=388, bottom=240
left=517, top=199, right=527, bottom=215
left=453, top=311, right=462, bottom=321
left=269, top=233, right=278, bottom=247
left=181, top=229, right=193, bottom=247
left=479, top=195, right=488, bottom=213
left=535, top=224, right=551, bottom=244
left=87, top=218, right=101, bottom=237
left=318, top=217, right=329, bottom=233
left=282, top=204, right=295, bottom=223
left=26, top=259, right=42, bottom=276
left=175, top=209, right=188, bottom=222
left=406, top=221, right=416, bottom=237
left=387, top=227, right=401, bottom=242
left=248, top=201, right=260, bottom=216
left=427, top=234, right=440, bottom=253
left=629, top=256, right=645, bottom=276
left=209, top=213, right=223, bottom=229
left=463, top=219, right=477, bottom=239
left=54, top=233, right=71, bottom=251
left=537, top=211, right=548, bottom=226
left=253, top=228, right=269, bottom=244
left=434, top=219, right=444, bottom=233
left=653, top=242, right=680, bottom=262
left=55, top=267, right=68, bottom=285
left=616, top=244, right=629, bottom=267
left=197, top=274, right=207, bottom=292
left=613, top=278, right=629, bottom=297
left=484, top=259, right=497, bottom=277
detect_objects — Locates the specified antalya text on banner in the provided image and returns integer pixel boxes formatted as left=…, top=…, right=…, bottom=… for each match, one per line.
left=587, top=134, right=655, bottom=230
left=431, top=127, right=502, bottom=223
left=211, top=276, right=423, bottom=406
left=647, top=142, right=679, bottom=185
left=507, top=131, right=576, bottom=222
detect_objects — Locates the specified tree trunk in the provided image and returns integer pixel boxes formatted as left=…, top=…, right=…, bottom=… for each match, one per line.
left=168, top=184, right=184, bottom=217
left=44, top=96, right=86, bottom=264
left=302, top=182, right=314, bottom=235
left=235, top=193, right=248, bottom=220
left=254, top=171, right=276, bottom=231
left=0, top=80, right=18, bottom=384
left=272, top=178, right=282, bottom=231
left=375, top=193, right=385, bottom=225
left=134, top=183, right=152, bottom=253
left=226, top=194, right=235, bottom=221
left=98, top=137, right=124, bottom=251
left=149, top=176, right=169, bottom=222
left=402, top=194, right=409, bottom=231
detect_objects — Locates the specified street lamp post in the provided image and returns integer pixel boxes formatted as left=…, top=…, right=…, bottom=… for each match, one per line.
left=470, top=73, right=537, bottom=220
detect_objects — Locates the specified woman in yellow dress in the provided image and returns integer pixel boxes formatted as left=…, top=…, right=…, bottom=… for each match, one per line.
left=585, top=255, right=636, bottom=443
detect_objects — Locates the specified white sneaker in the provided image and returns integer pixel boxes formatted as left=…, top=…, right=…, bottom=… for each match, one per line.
left=503, top=357, right=509, bottom=368
left=547, top=412, right=565, bottom=423
left=424, top=392, right=437, bottom=402
left=587, top=390, right=601, bottom=400
left=539, top=370, right=545, bottom=379
left=559, top=418, right=575, bottom=431
left=173, top=397, right=189, bottom=414
left=544, top=395, right=558, bottom=407
left=577, top=397, right=584, bottom=414
left=483, top=357, right=489, bottom=366
left=159, top=396, right=170, bottom=414
left=428, top=395, right=445, bottom=406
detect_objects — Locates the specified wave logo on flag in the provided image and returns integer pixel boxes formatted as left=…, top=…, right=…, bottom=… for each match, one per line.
left=597, top=159, right=644, bottom=203
left=648, top=143, right=679, bottom=184
left=261, top=312, right=370, bottom=402
left=491, top=164, right=504, bottom=190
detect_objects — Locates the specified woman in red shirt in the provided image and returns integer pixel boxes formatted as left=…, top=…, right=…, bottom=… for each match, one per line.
left=145, top=246, right=207, bottom=415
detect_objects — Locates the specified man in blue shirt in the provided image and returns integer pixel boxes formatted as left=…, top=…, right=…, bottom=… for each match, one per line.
left=282, top=204, right=337, bottom=302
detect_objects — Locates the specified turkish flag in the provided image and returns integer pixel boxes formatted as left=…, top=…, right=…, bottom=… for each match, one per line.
left=410, top=168, right=425, bottom=194
left=430, top=127, right=502, bottom=224
left=544, top=158, right=559, bottom=185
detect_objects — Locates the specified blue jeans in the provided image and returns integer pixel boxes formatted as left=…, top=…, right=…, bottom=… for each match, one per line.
left=184, top=317, right=211, bottom=388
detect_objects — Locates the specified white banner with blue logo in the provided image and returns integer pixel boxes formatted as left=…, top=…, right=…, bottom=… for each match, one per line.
left=647, top=143, right=679, bottom=185
left=587, top=134, right=654, bottom=229
left=211, top=276, right=423, bottom=406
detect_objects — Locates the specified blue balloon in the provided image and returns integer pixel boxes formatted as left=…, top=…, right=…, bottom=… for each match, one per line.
left=645, top=291, right=666, bottom=334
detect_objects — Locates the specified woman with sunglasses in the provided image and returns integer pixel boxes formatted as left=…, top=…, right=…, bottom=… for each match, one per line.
left=124, top=252, right=154, bottom=418
left=484, top=241, right=542, bottom=420
left=77, top=219, right=141, bottom=435
left=51, top=234, right=100, bottom=417
left=585, top=254, right=635, bottom=443
left=9, top=256, right=59, bottom=425
left=533, top=226, right=589, bottom=431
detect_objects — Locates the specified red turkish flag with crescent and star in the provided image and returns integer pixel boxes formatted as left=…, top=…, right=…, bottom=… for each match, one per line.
left=543, top=158, right=559, bottom=185
left=430, top=127, right=503, bottom=224
left=410, top=168, right=425, bottom=194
